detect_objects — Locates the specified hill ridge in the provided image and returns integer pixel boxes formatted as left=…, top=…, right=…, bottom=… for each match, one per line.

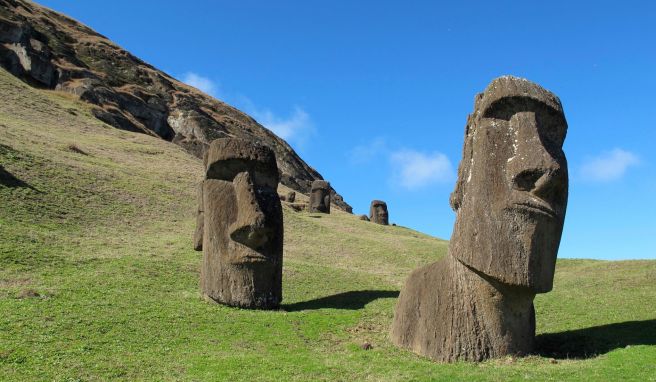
left=0, top=0, right=352, bottom=211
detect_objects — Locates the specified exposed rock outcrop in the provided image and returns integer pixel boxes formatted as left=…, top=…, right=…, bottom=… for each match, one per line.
left=0, top=0, right=352, bottom=212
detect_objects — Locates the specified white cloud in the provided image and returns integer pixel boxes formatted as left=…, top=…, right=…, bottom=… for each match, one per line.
left=579, top=148, right=639, bottom=182
left=252, top=106, right=316, bottom=149
left=178, top=74, right=315, bottom=150
left=181, top=72, right=219, bottom=97
left=348, top=137, right=387, bottom=164
left=389, top=149, right=454, bottom=190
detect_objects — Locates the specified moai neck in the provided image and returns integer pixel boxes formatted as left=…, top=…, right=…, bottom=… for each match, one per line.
left=446, top=254, right=536, bottom=360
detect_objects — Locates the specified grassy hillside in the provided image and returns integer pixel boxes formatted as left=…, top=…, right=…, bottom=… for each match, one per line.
left=0, top=67, right=654, bottom=381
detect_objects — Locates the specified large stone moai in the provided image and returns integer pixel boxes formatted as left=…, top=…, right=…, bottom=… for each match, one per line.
left=369, top=200, right=389, bottom=225
left=391, top=76, right=569, bottom=362
left=309, top=180, right=331, bottom=213
left=193, top=138, right=284, bottom=309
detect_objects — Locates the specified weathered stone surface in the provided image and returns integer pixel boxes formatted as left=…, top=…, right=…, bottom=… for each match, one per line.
left=391, top=76, right=568, bottom=362
left=359, top=214, right=369, bottom=221
left=286, top=191, right=296, bottom=203
left=369, top=200, right=389, bottom=225
left=309, top=180, right=330, bottom=214
left=0, top=0, right=353, bottom=212
left=193, top=181, right=204, bottom=251
left=199, top=138, right=283, bottom=309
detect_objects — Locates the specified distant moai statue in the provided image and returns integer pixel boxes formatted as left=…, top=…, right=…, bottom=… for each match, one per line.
left=286, top=191, right=296, bottom=203
left=309, top=180, right=331, bottom=213
left=369, top=200, right=389, bottom=225
left=194, top=138, right=283, bottom=309
left=391, top=76, right=569, bottom=362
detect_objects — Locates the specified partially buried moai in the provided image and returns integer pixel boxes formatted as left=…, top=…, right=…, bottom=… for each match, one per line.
left=194, top=138, right=283, bottom=309
left=391, top=76, right=569, bottom=362
left=309, top=180, right=331, bottom=213
left=369, top=200, right=389, bottom=225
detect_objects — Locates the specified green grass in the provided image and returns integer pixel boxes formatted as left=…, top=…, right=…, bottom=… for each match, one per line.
left=1, top=67, right=655, bottom=381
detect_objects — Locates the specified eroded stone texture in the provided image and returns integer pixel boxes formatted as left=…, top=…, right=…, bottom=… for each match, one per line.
left=369, top=200, right=389, bottom=225
left=391, top=76, right=568, bottom=362
left=359, top=214, right=369, bottom=221
left=309, top=180, right=330, bottom=213
left=198, top=138, right=283, bottom=309
left=193, top=181, right=204, bottom=251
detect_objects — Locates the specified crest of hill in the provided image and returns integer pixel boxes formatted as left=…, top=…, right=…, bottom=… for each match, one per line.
left=0, top=0, right=352, bottom=212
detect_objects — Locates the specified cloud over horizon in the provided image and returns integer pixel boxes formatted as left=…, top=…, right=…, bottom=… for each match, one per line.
left=389, top=149, right=454, bottom=190
left=181, top=72, right=219, bottom=97
left=179, top=72, right=315, bottom=150
left=251, top=106, right=316, bottom=149
left=579, top=148, right=639, bottom=182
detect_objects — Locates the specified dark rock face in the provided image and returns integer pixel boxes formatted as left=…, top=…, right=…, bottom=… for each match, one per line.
left=309, top=180, right=330, bottom=214
left=391, top=76, right=568, bottom=362
left=369, top=200, right=389, bottom=225
left=198, top=138, right=283, bottom=309
left=0, top=0, right=352, bottom=212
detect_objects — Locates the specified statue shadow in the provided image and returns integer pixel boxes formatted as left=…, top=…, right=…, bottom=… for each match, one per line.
left=283, top=290, right=399, bottom=312
left=0, top=165, right=39, bottom=191
left=536, top=319, right=656, bottom=359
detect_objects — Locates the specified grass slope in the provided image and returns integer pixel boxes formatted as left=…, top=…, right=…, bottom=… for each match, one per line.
left=0, top=68, right=655, bottom=381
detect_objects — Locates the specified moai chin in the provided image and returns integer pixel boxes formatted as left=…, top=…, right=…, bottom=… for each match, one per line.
left=309, top=180, right=331, bottom=213
left=391, top=76, right=569, bottom=362
left=369, top=200, right=389, bottom=225
left=194, top=138, right=283, bottom=309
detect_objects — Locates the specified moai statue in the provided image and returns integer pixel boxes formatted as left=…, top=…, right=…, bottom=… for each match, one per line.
left=369, top=200, right=389, bottom=225
left=286, top=191, right=296, bottom=203
left=194, top=138, right=283, bottom=309
left=391, top=76, right=569, bottom=362
left=309, top=180, right=331, bottom=213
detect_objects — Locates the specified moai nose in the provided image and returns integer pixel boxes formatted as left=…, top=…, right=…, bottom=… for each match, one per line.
left=229, top=172, right=271, bottom=250
left=507, top=112, right=563, bottom=202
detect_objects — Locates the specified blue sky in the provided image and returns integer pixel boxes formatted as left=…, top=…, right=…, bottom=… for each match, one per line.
left=37, top=1, right=655, bottom=260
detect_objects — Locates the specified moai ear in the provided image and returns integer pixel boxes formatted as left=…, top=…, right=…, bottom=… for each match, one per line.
left=450, top=114, right=475, bottom=211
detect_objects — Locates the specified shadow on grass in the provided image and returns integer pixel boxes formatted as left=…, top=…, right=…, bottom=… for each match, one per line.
left=284, top=290, right=399, bottom=312
left=536, top=319, right=656, bottom=359
left=0, top=164, right=38, bottom=191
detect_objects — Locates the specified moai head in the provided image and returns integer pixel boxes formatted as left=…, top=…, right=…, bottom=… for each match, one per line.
left=449, top=76, right=568, bottom=293
left=309, top=180, right=331, bottom=213
left=369, top=200, right=389, bottom=225
left=201, top=138, right=283, bottom=308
